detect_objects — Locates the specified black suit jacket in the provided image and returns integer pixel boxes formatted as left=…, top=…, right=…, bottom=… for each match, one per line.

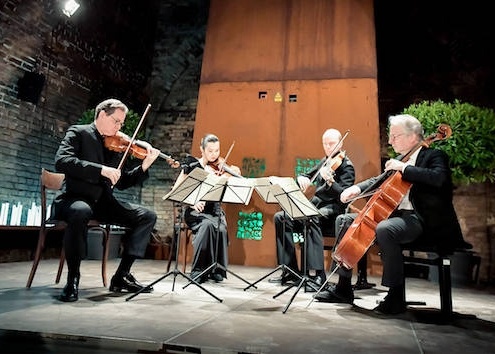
left=301, top=155, right=356, bottom=217
left=356, top=147, right=467, bottom=253
left=54, top=123, right=148, bottom=205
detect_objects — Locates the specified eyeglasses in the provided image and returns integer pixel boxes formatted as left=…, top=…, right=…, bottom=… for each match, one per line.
left=389, top=133, right=406, bottom=141
left=108, top=115, right=124, bottom=127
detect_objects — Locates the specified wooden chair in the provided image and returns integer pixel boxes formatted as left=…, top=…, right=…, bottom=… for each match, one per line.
left=26, top=168, right=111, bottom=288
left=166, top=203, right=192, bottom=273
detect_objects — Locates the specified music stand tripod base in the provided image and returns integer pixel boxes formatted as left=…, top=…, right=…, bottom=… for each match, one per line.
left=269, top=182, right=321, bottom=313
left=126, top=171, right=226, bottom=303
left=183, top=175, right=257, bottom=290
left=244, top=212, right=300, bottom=291
left=125, top=203, right=222, bottom=303
left=271, top=220, right=321, bottom=313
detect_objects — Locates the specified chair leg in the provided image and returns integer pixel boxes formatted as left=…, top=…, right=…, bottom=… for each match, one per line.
left=26, top=230, right=47, bottom=288
left=183, top=230, right=190, bottom=273
left=56, top=248, right=65, bottom=284
left=438, top=257, right=453, bottom=316
left=101, top=227, right=110, bottom=287
left=166, top=231, right=177, bottom=273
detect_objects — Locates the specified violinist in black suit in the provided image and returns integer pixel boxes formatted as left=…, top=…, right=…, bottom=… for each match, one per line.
left=315, top=114, right=469, bottom=314
left=53, top=98, right=161, bottom=302
left=269, top=128, right=355, bottom=291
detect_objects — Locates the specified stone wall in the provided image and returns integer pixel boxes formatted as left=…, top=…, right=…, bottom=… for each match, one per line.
left=453, top=183, right=495, bottom=283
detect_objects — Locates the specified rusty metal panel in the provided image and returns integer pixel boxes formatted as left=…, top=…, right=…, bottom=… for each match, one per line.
left=194, top=80, right=380, bottom=181
left=193, top=0, right=379, bottom=267
left=193, top=79, right=380, bottom=267
left=202, top=0, right=376, bottom=83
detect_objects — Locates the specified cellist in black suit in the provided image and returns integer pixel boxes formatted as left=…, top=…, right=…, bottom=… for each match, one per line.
left=315, top=114, right=470, bottom=314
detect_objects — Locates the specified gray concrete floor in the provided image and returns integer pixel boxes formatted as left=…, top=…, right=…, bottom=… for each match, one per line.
left=0, top=259, right=494, bottom=353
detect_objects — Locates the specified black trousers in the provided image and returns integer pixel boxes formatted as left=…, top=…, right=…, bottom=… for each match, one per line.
left=333, top=210, right=423, bottom=287
left=54, top=193, right=156, bottom=263
left=274, top=211, right=324, bottom=272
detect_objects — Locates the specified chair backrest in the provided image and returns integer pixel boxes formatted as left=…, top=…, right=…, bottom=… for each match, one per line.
left=40, top=168, right=65, bottom=223
left=41, top=168, right=65, bottom=190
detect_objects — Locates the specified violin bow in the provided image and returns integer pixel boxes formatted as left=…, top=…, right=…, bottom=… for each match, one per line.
left=116, top=103, right=151, bottom=171
left=223, top=140, right=235, bottom=164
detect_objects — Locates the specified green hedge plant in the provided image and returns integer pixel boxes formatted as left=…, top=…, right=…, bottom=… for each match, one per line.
left=402, top=99, right=495, bottom=185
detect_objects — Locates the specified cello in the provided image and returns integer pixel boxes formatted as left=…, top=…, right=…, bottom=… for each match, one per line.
left=331, top=124, right=452, bottom=270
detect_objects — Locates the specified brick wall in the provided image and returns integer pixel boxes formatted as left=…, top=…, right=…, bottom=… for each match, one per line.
left=142, top=0, right=208, bottom=237
left=0, top=0, right=163, bottom=240
left=0, top=0, right=206, bottom=261
left=0, top=0, right=88, bottom=214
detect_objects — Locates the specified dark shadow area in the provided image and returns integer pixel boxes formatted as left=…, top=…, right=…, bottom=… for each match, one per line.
left=0, top=329, right=159, bottom=354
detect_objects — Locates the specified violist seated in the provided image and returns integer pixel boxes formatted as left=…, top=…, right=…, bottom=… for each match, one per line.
left=269, top=128, right=355, bottom=291
left=315, top=114, right=470, bottom=315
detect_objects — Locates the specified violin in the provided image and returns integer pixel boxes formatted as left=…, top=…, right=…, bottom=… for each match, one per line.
left=303, top=150, right=346, bottom=199
left=207, top=157, right=242, bottom=178
left=104, top=135, right=180, bottom=168
left=332, top=124, right=452, bottom=270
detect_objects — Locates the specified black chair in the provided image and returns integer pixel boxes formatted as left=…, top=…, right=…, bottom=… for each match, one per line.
left=402, top=240, right=477, bottom=317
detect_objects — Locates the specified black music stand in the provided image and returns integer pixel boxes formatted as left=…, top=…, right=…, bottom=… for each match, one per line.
left=243, top=177, right=303, bottom=291
left=126, top=168, right=222, bottom=302
left=268, top=179, right=321, bottom=313
left=183, top=175, right=256, bottom=289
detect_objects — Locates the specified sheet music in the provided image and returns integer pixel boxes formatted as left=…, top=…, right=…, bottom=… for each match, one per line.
left=254, top=176, right=296, bottom=203
left=201, top=176, right=255, bottom=205
left=163, top=167, right=223, bottom=205
left=270, top=183, right=320, bottom=220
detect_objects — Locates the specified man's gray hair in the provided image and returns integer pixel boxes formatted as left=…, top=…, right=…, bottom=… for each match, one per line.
left=389, top=114, right=424, bottom=140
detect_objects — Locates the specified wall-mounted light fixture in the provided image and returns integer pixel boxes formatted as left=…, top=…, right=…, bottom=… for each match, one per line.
left=62, top=0, right=80, bottom=18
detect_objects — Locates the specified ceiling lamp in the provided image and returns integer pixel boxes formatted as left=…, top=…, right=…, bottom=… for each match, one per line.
left=62, top=0, right=80, bottom=18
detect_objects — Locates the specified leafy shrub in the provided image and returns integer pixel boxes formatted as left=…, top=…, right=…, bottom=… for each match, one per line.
left=402, top=99, right=495, bottom=185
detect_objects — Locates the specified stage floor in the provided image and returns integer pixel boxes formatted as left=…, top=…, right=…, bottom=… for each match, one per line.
left=0, top=259, right=494, bottom=353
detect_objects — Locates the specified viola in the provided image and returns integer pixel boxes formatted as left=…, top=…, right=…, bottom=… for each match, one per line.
left=104, top=135, right=180, bottom=168
left=207, top=157, right=242, bottom=178
left=303, top=150, right=346, bottom=199
left=332, top=124, right=452, bottom=270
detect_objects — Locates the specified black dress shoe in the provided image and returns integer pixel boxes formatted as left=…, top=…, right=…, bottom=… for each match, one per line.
left=109, top=273, right=153, bottom=293
left=269, top=270, right=299, bottom=284
left=314, top=285, right=353, bottom=304
left=268, top=275, right=283, bottom=283
left=305, top=275, right=324, bottom=293
left=209, top=272, right=223, bottom=282
left=353, top=277, right=376, bottom=290
left=190, top=270, right=207, bottom=284
left=281, top=272, right=300, bottom=285
left=59, top=275, right=79, bottom=302
left=373, top=298, right=407, bottom=315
